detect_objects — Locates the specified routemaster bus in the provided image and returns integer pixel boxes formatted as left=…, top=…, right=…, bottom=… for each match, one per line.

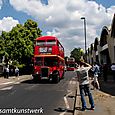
left=32, top=36, right=65, bottom=83
left=66, top=57, right=76, bottom=71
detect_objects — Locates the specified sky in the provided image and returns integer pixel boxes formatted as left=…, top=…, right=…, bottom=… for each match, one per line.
left=0, top=0, right=115, bottom=56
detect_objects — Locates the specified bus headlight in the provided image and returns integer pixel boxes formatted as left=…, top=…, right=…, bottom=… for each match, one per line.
left=36, top=72, right=39, bottom=74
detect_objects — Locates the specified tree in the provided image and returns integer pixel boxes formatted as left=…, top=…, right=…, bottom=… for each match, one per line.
left=0, top=35, right=5, bottom=56
left=0, top=31, right=9, bottom=60
left=0, top=19, right=42, bottom=67
left=70, top=48, right=84, bottom=62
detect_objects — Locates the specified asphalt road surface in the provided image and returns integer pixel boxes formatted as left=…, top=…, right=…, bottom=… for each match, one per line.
left=0, top=71, right=77, bottom=115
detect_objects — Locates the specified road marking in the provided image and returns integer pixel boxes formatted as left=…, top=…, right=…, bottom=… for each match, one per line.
left=59, top=92, right=73, bottom=115
left=64, top=96, right=70, bottom=109
left=59, top=112, right=66, bottom=115
left=60, top=78, right=77, bottom=115
left=10, top=90, right=17, bottom=95
left=14, top=82, right=20, bottom=84
left=69, top=80, right=77, bottom=85
left=0, top=81, right=14, bottom=85
left=0, top=86, right=13, bottom=90
left=25, top=85, right=37, bottom=90
left=66, top=91, right=73, bottom=96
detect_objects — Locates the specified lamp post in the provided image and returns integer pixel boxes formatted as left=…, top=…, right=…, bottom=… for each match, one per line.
left=81, top=17, right=87, bottom=53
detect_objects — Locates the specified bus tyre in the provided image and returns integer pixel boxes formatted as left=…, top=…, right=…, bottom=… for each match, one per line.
left=56, top=74, right=60, bottom=83
left=33, top=76, right=39, bottom=82
left=53, top=74, right=60, bottom=83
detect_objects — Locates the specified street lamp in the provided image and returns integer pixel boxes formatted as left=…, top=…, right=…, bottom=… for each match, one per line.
left=81, top=17, right=87, bottom=53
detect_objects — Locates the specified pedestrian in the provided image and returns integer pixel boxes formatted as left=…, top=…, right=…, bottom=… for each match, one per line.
left=92, top=62, right=100, bottom=89
left=102, top=63, right=108, bottom=82
left=10, top=68, right=14, bottom=76
left=15, top=67, right=19, bottom=77
left=5, top=65, right=9, bottom=79
left=3, top=66, right=6, bottom=78
left=111, top=63, right=115, bottom=82
left=76, top=61, right=95, bottom=111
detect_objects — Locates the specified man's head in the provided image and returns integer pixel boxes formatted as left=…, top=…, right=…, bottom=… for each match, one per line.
left=79, top=61, right=85, bottom=67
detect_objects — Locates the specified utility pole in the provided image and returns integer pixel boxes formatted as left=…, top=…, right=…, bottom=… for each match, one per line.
left=81, top=17, right=87, bottom=53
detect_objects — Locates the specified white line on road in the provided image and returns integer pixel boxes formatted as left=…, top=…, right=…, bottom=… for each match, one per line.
left=0, top=86, right=13, bottom=90
left=64, top=96, right=70, bottom=109
left=69, top=77, right=77, bottom=85
left=14, top=82, right=20, bottom=84
left=0, top=81, right=14, bottom=85
left=25, top=85, right=37, bottom=90
left=60, top=91, right=73, bottom=115
left=59, top=112, right=66, bottom=115
left=60, top=78, right=77, bottom=115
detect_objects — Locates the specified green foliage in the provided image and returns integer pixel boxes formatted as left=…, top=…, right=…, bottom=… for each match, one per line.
left=70, top=48, right=84, bottom=61
left=0, top=19, right=42, bottom=67
left=0, top=36, right=4, bottom=55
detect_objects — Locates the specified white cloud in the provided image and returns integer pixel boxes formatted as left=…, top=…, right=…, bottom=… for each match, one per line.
left=0, top=17, right=19, bottom=33
left=9, top=0, right=115, bottom=56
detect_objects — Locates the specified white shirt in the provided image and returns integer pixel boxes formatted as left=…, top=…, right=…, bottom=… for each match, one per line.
left=76, top=66, right=91, bottom=85
left=111, top=64, right=115, bottom=71
left=15, top=68, right=19, bottom=73
left=6, top=67, right=9, bottom=72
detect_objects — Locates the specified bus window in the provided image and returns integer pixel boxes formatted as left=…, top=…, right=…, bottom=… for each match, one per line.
left=35, top=57, right=43, bottom=66
left=47, top=40, right=56, bottom=45
left=36, top=40, right=56, bottom=46
left=36, top=40, right=45, bottom=46
left=44, top=57, right=58, bottom=66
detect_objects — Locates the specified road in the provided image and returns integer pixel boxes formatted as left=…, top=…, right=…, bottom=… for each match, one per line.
left=0, top=71, right=77, bottom=115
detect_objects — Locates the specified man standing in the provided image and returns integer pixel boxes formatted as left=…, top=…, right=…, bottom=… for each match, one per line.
left=15, top=67, right=19, bottom=77
left=76, top=61, right=95, bottom=111
left=92, top=62, right=100, bottom=89
left=5, top=65, right=9, bottom=79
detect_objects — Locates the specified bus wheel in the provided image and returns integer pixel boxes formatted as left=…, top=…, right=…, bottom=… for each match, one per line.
left=33, top=76, right=39, bottom=83
left=56, top=74, right=60, bottom=83
left=53, top=74, right=60, bottom=83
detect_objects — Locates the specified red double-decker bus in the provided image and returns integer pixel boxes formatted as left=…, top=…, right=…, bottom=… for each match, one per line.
left=66, top=57, right=76, bottom=71
left=33, top=36, right=65, bottom=83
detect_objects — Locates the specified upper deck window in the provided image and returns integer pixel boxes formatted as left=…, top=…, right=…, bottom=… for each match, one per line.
left=36, top=40, right=45, bottom=46
left=47, top=40, right=56, bottom=45
left=36, top=40, right=56, bottom=46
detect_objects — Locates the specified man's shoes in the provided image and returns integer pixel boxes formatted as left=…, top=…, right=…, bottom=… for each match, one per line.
left=81, top=107, right=86, bottom=111
left=90, top=107, right=95, bottom=110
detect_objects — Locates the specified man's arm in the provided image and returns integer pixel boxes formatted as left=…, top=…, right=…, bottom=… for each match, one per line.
left=81, top=61, right=92, bottom=69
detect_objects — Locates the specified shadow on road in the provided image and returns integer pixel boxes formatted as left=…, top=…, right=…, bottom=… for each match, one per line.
left=54, top=107, right=74, bottom=114
left=21, top=79, right=39, bottom=84
left=20, top=79, right=63, bottom=85
left=99, top=79, right=115, bottom=96
left=89, top=73, right=115, bottom=96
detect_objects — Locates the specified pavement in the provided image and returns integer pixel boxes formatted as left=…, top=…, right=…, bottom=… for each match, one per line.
left=74, top=74, right=115, bottom=115
left=0, top=74, right=33, bottom=89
